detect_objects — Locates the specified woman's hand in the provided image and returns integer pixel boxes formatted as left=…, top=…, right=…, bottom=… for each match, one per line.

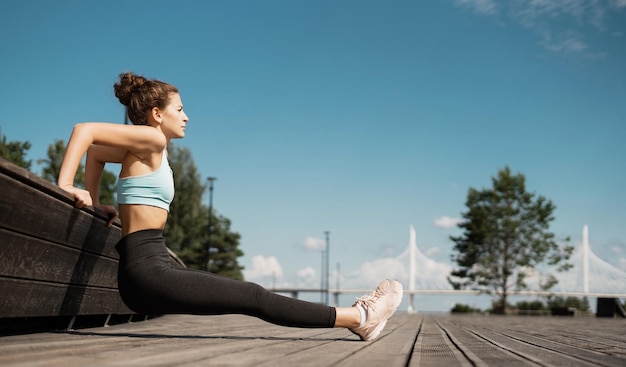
left=61, top=185, right=93, bottom=208
left=96, top=204, right=119, bottom=227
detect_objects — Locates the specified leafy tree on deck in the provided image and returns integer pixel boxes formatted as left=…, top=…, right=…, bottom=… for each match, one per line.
left=38, top=139, right=85, bottom=187
left=97, top=169, right=118, bottom=206
left=164, top=143, right=244, bottom=280
left=0, top=132, right=32, bottom=170
left=448, top=166, right=573, bottom=314
left=164, top=143, right=207, bottom=265
left=208, top=215, right=244, bottom=280
left=37, top=139, right=117, bottom=205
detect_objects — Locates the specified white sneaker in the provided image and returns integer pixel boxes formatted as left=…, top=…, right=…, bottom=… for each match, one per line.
left=349, top=279, right=403, bottom=341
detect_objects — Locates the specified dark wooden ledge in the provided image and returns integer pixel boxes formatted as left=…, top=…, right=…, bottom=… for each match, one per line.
left=0, top=157, right=182, bottom=333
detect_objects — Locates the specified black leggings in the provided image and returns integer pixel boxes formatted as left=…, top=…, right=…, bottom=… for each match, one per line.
left=115, top=229, right=336, bottom=328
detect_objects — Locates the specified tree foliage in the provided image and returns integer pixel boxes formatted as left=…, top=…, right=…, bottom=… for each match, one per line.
left=164, top=143, right=244, bottom=279
left=207, top=215, right=244, bottom=279
left=546, top=295, right=590, bottom=312
left=97, top=168, right=118, bottom=206
left=448, top=166, right=573, bottom=314
left=37, top=139, right=117, bottom=205
left=0, top=132, right=32, bottom=170
left=38, top=139, right=85, bottom=186
left=450, top=303, right=482, bottom=314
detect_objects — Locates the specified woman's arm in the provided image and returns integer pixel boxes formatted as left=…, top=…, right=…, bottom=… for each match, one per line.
left=85, top=144, right=126, bottom=205
left=58, top=122, right=165, bottom=207
left=84, top=144, right=126, bottom=227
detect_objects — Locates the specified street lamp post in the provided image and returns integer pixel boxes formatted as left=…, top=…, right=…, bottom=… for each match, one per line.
left=324, top=231, right=330, bottom=306
left=320, top=248, right=325, bottom=304
left=207, top=176, right=217, bottom=271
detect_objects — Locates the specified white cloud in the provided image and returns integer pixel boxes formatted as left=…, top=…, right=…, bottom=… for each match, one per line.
left=433, top=215, right=462, bottom=228
left=342, top=253, right=454, bottom=290
left=539, top=30, right=588, bottom=53
left=303, top=236, right=325, bottom=251
left=455, top=0, right=626, bottom=59
left=347, top=258, right=408, bottom=289
left=458, top=0, right=626, bottom=29
left=514, top=0, right=587, bottom=25
left=425, top=247, right=441, bottom=257
left=296, top=266, right=318, bottom=284
left=243, top=255, right=283, bottom=281
left=456, top=0, right=498, bottom=15
left=620, top=258, right=626, bottom=271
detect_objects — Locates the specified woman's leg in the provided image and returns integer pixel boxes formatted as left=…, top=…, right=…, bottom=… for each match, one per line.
left=121, top=262, right=338, bottom=327
left=116, top=230, right=402, bottom=339
left=334, top=307, right=361, bottom=328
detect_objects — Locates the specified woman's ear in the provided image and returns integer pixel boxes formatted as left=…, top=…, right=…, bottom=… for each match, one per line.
left=151, top=107, right=162, bottom=124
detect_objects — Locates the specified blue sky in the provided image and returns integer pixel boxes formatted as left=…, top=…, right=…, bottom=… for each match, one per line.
left=1, top=0, right=625, bottom=310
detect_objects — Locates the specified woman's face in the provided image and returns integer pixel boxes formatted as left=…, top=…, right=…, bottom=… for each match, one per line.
left=159, top=93, right=189, bottom=139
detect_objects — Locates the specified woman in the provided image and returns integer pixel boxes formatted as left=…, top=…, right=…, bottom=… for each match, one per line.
left=58, top=72, right=403, bottom=341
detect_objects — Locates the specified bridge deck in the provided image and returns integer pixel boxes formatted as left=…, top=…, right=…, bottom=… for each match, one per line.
left=1, top=313, right=625, bottom=366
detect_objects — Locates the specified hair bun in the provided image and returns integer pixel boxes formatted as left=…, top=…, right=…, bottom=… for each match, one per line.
left=114, top=72, right=146, bottom=106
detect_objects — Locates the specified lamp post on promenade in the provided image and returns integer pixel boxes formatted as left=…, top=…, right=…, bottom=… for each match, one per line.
left=207, top=176, right=217, bottom=271
left=320, top=248, right=325, bottom=304
left=324, top=231, right=330, bottom=306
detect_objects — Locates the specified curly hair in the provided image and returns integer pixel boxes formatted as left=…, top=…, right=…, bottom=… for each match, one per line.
left=113, top=72, right=179, bottom=125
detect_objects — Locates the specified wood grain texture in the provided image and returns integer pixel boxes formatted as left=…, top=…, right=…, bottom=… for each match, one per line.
left=0, top=158, right=126, bottom=319
left=1, top=314, right=625, bottom=366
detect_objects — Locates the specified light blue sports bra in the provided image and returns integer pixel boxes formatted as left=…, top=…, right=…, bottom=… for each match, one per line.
left=117, top=152, right=175, bottom=211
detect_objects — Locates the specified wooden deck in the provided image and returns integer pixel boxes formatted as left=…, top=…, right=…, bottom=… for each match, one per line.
left=1, top=313, right=625, bottom=366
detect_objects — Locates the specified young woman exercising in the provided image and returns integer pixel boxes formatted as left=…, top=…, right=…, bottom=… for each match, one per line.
left=58, top=72, right=403, bottom=341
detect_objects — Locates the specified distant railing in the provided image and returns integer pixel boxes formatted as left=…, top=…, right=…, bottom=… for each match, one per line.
left=269, top=287, right=626, bottom=308
left=270, top=287, right=626, bottom=298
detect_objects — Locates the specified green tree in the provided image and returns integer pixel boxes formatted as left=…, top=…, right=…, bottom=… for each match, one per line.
left=97, top=168, right=118, bottom=206
left=165, top=143, right=208, bottom=263
left=208, top=215, right=244, bottom=280
left=516, top=300, right=546, bottom=311
left=37, top=139, right=117, bottom=205
left=546, top=296, right=590, bottom=313
left=0, top=132, right=32, bottom=170
left=450, top=303, right=482, bottom=314
left=448, top=166, right=573, bottom=314
left=38, top=139, right=85, bottom=186
left=164, top=143, right=244, bottom=279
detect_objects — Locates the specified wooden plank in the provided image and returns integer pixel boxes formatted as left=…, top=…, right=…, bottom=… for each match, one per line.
left=0, top=315, right=349, bottom=367
left=0, top=278, right=131, bottom=317
left=0, top=172, right=122, bottom=258
left=434, top=319, right=488, bottom=367
left=444, top=316, right=626, bottom=367
left=0, top=228, right=119, bottom=288
left=156, top=317, right=355, bottom=367
left=0, top=157, right=84, bottom=205
left=432, top=317, right=535, bottom=367
left=339, top=314, right=420, bottom=367
left=409, top=317, right=476, bottom=367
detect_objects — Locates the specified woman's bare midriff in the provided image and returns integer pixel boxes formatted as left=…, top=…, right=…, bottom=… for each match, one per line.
left=120, top=204, right=169, bottom=236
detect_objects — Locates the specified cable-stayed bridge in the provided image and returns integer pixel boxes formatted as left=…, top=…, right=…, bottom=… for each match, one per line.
left=399, top=224, right=626, bottom=312
left=272, top=225, right=626, bottom=309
